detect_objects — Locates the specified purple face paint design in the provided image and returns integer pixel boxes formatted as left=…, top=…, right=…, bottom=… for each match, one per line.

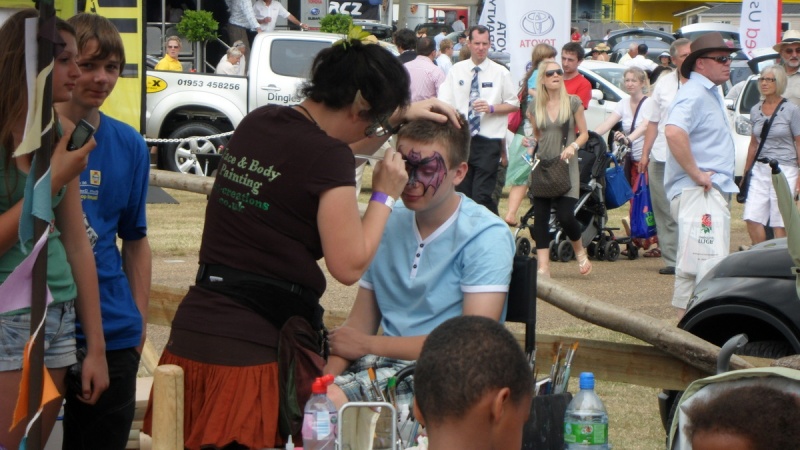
left=404, top=149, right=448, bottom=195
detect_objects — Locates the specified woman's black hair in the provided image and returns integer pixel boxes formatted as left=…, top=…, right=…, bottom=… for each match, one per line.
left=300, top=41, right=410, bottom=120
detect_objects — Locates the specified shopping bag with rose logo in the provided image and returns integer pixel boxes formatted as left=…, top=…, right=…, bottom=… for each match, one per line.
left=676, top=187, right=730, bottom=276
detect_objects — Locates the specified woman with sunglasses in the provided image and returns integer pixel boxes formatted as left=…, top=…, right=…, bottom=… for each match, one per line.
left=504, top=43, right=556, bottom=226
left=528, top=61, right=591, bottom=278
left=142, top=37, right=459, bottom=449
left=742, top=64, right=800, bottom=246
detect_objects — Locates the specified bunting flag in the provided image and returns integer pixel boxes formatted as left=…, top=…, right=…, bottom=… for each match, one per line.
left=0, top=232, right=54, bottom=315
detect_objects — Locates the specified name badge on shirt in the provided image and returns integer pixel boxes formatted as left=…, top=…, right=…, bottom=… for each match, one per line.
left=482, top=82, right=493, bottom=88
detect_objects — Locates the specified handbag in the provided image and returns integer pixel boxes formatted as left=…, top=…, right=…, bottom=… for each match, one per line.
left=737, top=98, right=786, bottom=203
left=605, top=154, right=633, bottom=209
left=630, top=172, right=657, bottom=239
left=530, top=120, right=571, bottom=198
left=508, top=91, right=527, bottom=134
left=530, top=156, right=571, bottom=198
left=676, top=187, right=730, bottom=276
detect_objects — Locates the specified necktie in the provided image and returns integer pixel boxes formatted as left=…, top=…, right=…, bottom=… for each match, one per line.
left=468, top=66, right=481, bottom=136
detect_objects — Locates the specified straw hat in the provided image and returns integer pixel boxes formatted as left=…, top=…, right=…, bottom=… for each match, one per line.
left=773, top=30, right=800, bottom=52
left=680, top=31, right=741, bottom=79
left=592, top=42, right=611, bottom=53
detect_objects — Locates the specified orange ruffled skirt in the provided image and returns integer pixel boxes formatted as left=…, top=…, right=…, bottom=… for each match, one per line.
left=143, top=349, right=283, bottom=449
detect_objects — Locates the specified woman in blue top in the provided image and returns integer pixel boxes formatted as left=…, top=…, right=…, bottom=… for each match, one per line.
left=0, top=10, right=108, bottom=449
left=504, top=43, right=557, bottom=226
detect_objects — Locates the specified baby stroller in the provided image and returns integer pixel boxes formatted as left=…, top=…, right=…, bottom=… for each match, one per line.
left=514, top=131, right=634, bottom=262
left=666, top=334, right=800, bottom=449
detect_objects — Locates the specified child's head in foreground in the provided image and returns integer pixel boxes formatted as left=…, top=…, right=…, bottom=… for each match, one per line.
left=684, top=384, right=800, bottom=450
left=413, top=315, right=533, bottom=448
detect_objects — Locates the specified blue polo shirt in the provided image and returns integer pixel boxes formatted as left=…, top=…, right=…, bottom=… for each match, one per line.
left=359, top=194, right=514, bottom=337
left=665, top=72, right=738, bottom=201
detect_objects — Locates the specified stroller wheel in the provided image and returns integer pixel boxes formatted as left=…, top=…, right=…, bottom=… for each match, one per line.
left=587, top=242, right=597, bottom=258
left=515, top=237, right=532, bottom=257
left=604, top=241, right=621, bottom=262
left=557, top=240, right=574, bottom=262
left=627, top=243, right=638, bottom=260
left=549, top=240, right=559, bottom=261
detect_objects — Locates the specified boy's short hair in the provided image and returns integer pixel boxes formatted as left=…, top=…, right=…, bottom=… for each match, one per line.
left=396, top=115, right=470, bottom=168
left=414, top=316, right=532, bottom=426
left=439, top=38, right=453, bottom=52
left=67, top=13, right=126, bottom=69
left=684, top=384, right=800, bottom=448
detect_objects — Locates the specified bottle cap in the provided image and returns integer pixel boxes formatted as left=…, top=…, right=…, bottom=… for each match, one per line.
left=311, top=374, right=336, bottom=394
left=579, top=372, right=595, bottom=390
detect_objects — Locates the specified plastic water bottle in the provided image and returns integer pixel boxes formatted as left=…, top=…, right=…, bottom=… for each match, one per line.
left=301, top=374, right=338, bottom=450
left=564, top=372, right=609, bottom=449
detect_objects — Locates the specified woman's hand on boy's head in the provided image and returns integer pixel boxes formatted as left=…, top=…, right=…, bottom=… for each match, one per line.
left=398, top=98, right=462, bottom=128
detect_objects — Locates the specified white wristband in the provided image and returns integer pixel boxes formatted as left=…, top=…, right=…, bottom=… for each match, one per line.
left=370, top=191, right=395, bottom=210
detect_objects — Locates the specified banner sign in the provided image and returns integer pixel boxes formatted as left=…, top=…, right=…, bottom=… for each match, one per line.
left=482, top=1, right=571, bottom=87
left=328, top=0, right=380, bottom=21
left=739, top=0, right=781, bottom=59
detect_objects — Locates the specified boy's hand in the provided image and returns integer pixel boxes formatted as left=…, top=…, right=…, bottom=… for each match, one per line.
left=77, top=349, right=109, bottom=404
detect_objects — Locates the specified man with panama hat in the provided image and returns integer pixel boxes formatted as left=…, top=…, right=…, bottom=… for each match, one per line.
left=774, top=30, right=800, bottom=105
left=664, top=32, right=740, bottom=319
left=591, top=42, right=611, bottom=61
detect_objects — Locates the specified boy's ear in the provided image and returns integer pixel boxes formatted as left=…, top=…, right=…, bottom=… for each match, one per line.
left=488, top=387, right=512, bottom=424
left=451, top=161, right=469, bottom=186
left=412, top=398, right=426, bottom=428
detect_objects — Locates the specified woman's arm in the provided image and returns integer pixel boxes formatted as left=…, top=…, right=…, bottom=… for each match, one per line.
left=54, top=177, right=108, bottom=404
left=0, top=126, right=93, bottom=257
left=593, top=111, right=622, bottom=136
left=318, top=148, right=408, bottom=285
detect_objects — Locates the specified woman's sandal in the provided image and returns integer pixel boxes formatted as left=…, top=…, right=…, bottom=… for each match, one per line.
left=577, top=250, right=592, bottom=276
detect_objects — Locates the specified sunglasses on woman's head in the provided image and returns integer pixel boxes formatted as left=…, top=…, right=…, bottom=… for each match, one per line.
left=545, top=69, right=564, bottom=77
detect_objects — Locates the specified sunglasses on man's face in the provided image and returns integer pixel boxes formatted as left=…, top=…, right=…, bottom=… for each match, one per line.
left=167, top=45, right=180, bottom=49
left=783, top=47, right=800, bottom=55
left=545, top=69, right=564, bottom=77
left=698, top=55, right=733, bottom=64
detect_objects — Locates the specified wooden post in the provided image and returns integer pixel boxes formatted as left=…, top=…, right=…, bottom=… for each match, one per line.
left=152, top=364, right=184, bottom=450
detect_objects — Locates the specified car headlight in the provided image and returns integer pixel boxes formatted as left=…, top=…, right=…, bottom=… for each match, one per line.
left=735, top=115, right=752, bottom=136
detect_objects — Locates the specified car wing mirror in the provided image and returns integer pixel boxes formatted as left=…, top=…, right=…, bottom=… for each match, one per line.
left=591, top=89, right=604, bottom=104
left=725, top=98, right=735, bottom=111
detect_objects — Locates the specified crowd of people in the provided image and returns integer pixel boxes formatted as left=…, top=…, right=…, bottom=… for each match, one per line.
left=6, top=3, right=800, bottom=448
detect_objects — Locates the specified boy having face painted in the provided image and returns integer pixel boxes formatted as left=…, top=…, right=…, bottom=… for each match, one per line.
left=324, top=116, right=516, bottom=438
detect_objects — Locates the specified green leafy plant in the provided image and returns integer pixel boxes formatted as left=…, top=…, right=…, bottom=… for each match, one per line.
left=176, top=10, right=219, bottom=42
left=320, top=14, right=353, bottom=35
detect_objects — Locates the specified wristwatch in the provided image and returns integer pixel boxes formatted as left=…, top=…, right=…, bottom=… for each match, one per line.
left=370, top=192, right=396, bottom=210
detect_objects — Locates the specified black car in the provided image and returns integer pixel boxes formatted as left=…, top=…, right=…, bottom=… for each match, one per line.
left=606, top=28, right=674, bottom=64
left=415, top=22, right=452, bottom=38
left=658, top=238, right=800, bottom=431
left=353, top=20, right=394, bottom=42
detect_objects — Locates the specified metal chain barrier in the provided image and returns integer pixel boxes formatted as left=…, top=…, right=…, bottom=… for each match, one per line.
left=143, top=130, right=234, bottom=145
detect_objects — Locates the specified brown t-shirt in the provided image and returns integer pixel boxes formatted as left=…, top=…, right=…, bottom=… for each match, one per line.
left=200, top=105, right=356, bottom=296
left=170, top=106, right=356, bottom=351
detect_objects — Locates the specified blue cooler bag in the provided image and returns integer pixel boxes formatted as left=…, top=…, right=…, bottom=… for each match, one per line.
left=605, top=154, right=632, bottom=209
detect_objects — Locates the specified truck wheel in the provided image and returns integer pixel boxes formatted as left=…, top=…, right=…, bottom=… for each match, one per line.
left=163, top=122, right=228, bottom=175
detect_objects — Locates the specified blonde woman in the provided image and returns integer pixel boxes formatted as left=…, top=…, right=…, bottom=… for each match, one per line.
left=742, top=65, right=800, bottom=244
left=528, top=61, right=591, bottom=278
left=504, top=43, right=556, bottom=226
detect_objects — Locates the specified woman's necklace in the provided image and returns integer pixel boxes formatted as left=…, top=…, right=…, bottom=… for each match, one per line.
left=295, top=104, right=319, bottom=127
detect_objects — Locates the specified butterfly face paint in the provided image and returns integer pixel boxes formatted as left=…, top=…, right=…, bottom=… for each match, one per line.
left=404, top=149, right=448, bottom=195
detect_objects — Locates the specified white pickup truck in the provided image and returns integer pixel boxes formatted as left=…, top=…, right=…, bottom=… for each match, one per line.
left=146, top=31, right=340, bottom=174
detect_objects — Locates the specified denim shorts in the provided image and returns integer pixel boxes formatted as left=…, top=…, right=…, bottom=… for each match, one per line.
left=0, top=301, right=77, bottom=371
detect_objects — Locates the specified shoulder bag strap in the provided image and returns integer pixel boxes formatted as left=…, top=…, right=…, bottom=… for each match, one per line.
left=750, top=98, right=787, bottom=170
left=629, top=96, right=648, bottom=134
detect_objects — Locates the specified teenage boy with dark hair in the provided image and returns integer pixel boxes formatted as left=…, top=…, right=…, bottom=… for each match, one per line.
left=56, top=13, right=151, bottom=450
left=414, top=315, right=533, bottom=450
left=324, top=116, right=515, bottom=410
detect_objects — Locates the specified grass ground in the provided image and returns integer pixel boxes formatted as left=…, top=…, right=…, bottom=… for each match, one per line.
left=146, top=164, right=753, bottom=450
